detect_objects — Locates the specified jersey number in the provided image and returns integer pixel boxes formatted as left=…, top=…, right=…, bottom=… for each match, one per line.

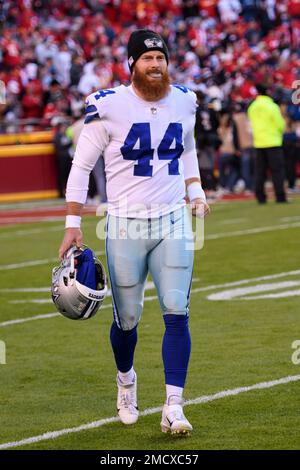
left=120, top=123, right=184, bottom=177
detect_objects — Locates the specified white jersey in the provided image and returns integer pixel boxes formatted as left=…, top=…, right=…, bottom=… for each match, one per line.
left=66, top=84, right=201, bottom=218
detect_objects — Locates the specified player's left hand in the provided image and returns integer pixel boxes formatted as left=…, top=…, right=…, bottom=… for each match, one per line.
left=190, top=198, right=210, bottom=218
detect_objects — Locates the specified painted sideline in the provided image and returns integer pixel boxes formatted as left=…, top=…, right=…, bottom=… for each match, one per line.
left=0, top=250, right=105, bottom=270
left=1, top=221, right=300, bottom=271
left=1, top=271, right=299, bottom=327
left=0, top=374, right=299, bottom=449
left=205, top=221, right=300, bottom=240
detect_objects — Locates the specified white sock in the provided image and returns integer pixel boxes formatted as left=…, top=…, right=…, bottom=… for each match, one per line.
left=166, top=384, right=183, bottom=403
left=118, top=367, right=135, bottom=385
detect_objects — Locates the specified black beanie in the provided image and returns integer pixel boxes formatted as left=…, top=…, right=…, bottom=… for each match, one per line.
left=127, top=29, right=169, bottom=73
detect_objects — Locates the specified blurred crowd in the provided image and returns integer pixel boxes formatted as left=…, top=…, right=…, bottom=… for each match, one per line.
left=1, top=0, right=300, bottom=198
left=1, top=0, right=300, bottom=128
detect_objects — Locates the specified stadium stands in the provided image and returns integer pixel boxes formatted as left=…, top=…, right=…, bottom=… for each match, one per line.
left=0, top=0, right=299, bottom=132
left=0, top=1, right=299, bottom=201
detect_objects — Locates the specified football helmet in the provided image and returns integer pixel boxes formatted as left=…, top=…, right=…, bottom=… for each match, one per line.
left=51, top=245, right=107, bottom=320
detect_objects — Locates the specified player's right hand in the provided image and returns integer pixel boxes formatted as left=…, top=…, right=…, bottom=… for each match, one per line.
left=59, top=228, right=83, bottom=260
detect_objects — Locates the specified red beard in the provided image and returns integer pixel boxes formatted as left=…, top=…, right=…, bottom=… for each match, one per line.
left=132, top=67, right=171, bottom=101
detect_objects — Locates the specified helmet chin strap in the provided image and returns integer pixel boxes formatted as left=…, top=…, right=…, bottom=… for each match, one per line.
left=66, top=245, right=82, bottom=284
left=69, top=251, right=76, bottom=284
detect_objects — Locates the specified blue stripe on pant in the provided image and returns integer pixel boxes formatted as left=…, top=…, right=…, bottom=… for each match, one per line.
left=106, top=207, right=194, bottom=382
left=105, top=207, right=194, bottom=330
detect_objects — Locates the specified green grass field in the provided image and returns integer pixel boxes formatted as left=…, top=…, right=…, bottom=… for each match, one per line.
left=0, top=198, right=300, bottom=450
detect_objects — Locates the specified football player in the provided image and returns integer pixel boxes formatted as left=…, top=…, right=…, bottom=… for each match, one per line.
left=59, top=29, right=210, bottom=435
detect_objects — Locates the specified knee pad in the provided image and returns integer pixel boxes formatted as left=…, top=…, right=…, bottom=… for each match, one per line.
left=162, top=289, right=188, bottom=314
left=119, top=315, right=140, bottom=331
left=109, top=256, right=144, bottom=330
left=118, top=302, right=142, bottom=331
left=113, top=256, right=141, bottom=287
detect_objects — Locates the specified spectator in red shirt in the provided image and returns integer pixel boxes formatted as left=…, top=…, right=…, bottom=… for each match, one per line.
left=22, top=88, right=42, bottom=119
left=2, top=34, right=21, bottom=70
left=288, top=0, right=300, bottom=18
left=199, top=0, right=218, bottom=17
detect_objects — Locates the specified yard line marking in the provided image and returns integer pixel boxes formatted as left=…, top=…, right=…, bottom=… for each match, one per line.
left=184, top=374, right=300, bottom=406
left=2, top=221, right=300, bottom=270
left=1, top=258, right=59, bottom=270
left=280, top=216, right=300, bottom=222
left=0, top=216, right=64, bottom=225
left=243, top=289, right=300, bottom=300
left=218, top=218, right=247, bottom=225
left=3, top=264, right=299, bottom=298
left=1, top=295, right=172, bottom=324
left=0, top=287, right=50, bottom=293
left=0, top=201, right=65, bottom=210
left=0, top=304, right=112, bottom=327
left=2, top=280, right=167, bottom=294
left=0, top=250, right=105, bottom=270
left=205, top=221, right=300, bottom=240
left=207, top=281, right=300, bottom=301
left=10, top=300, right=56, bottom=304
left=0, top=281, right=172, bottom=325
left=1, top=270, right=298, bottom=326
left=0, top=374, right=299, bottom=449
left=0, top=221, right=96, bottom=238
left=1, top=295, right=171, bottom=326
left=4, top=278, right=200, bottom=307
left=191, top=269, right=300, bottom=294
left=0, top=313, right=60, bottom=327
left=0, top=225, right=64, bottom=238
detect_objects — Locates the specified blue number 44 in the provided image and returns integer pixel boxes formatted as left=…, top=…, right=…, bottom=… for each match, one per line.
left=121, top=123, right=183, bottom=177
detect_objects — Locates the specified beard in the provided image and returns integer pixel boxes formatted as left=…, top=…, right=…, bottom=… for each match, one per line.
left=132, top=67, right=171, bottom=101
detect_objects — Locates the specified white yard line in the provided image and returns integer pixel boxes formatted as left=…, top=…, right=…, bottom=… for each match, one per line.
left=280, top=216, right=300, bottom=222
left=0, top=217, right=64, bottom=225
left=0, top=251, right=105, bottom=270
left=191, top=269, right=300, bottom=294
left=207, top=281, right=300, bottom=301
left=217, top=218, right=247, bottom=225
left=0, top=225, right=64, bottom=238
left=1, top=279, right=167, bottom=295
left=1, top=258, right=59, bottom=270
left=1, top=271, right=299, bottom=327
left=10, top=300, right=57, bottom=304
left=243, top=289, right=300, bottom=300
left=0, top=287, right=50, bottom=293
left=0, top=374, right=299, bottom=450
left=1, top=221, right=300, bottom=270
left=0, top=304, right=112, bottom=327
left=205, top=222, right=300, bottom=240
left=0, top=202, right=65, bottom=210
left=0, top=221, right=96, bottom=239
left=0, top=283, right=166, bottom=325
left=0, top=313, right=60, bottom=327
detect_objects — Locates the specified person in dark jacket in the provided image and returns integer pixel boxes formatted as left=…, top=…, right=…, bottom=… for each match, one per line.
left=54, top=122, right=73, bottom=198
left=195, top=92, right=220, bottom=191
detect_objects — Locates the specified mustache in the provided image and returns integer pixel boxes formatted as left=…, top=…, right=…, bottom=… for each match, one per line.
left=146, top=68, right=162, bottom=73
left=132, top=67, right=171, bottom=101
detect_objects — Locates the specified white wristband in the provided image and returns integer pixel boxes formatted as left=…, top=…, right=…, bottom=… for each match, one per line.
left=65, top=215, right=81, bottom=229
left=187, top=182, right=206, bottom=202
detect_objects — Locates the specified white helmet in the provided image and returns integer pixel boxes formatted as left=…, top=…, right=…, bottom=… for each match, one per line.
left=51, top=245, right=107, bottom=320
